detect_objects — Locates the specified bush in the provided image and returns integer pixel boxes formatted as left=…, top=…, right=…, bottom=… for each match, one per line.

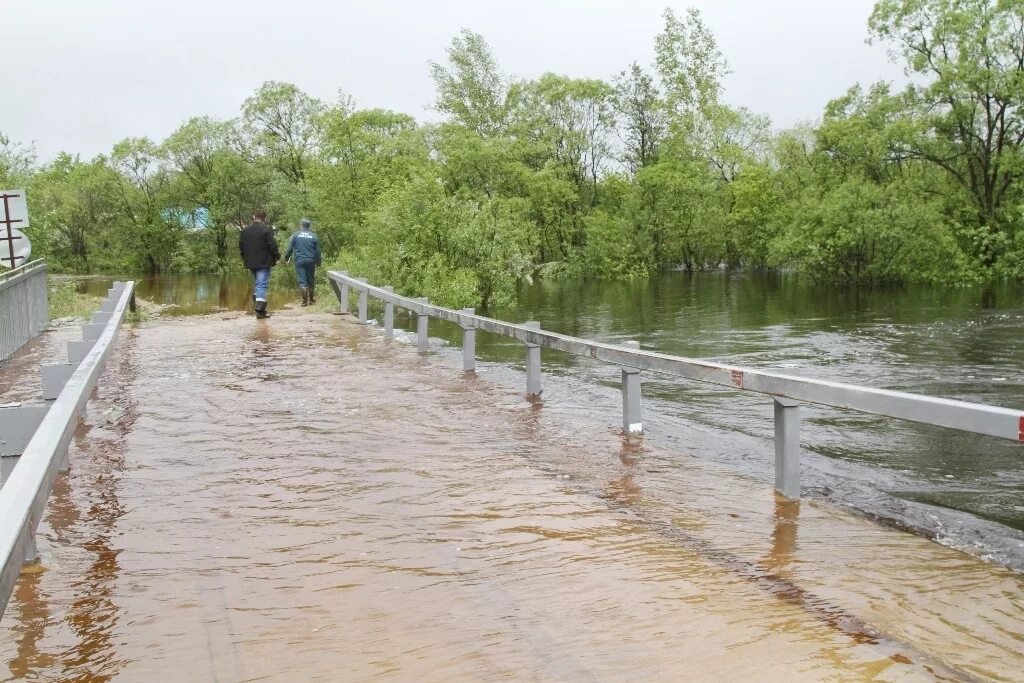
left=47, top=279, right=101, bottom=320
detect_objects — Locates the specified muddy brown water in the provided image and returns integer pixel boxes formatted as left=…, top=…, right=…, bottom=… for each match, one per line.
left=74, top=271, right=1024, bottom=560
left=1, top=311, right=1023, bottom=681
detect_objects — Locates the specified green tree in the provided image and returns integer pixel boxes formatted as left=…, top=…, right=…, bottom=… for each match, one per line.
left=869, top=0, right=1024, bottom=266
left=28, top=155, right=120, bottom=271
left=242, top=81, right=326, bottom=185
left=108, top=138, right=181, bottom=273
left=772, top=176, right=970, bottom=285
left=521, top=74, right=615, bottom=206
left=655, top=7, right=730, bottom=150
left=0, top=133, right=36, bottom=186
left=429, top=30, right=514, bottom=137
left=310, top=104, right=430, bottom=253
left=347, top=173, right=533, bottom=308
left=612, top=63, right=667, bottom=174
left=632, top=159, right=727, bottom=270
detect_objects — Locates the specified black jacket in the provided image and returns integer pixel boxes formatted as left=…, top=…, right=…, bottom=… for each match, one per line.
left=239, top=222, right=280, bottom=269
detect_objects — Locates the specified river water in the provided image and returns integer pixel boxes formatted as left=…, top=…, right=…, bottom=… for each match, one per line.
left=2, top=308, right=1023, bottom=681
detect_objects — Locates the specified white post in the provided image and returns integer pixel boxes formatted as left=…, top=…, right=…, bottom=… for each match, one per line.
left=356, top=278, right=368, bottom=324
left=524, top=321, right=541, bottom=397
left=415, top=298, right=429, bottom=353
left=774, top=397, right=801, bottom=499
left=621, top=341, right=642, bottom=433
left=383, top=286, right=394, bottom=339
left=338, top=271, right=349, bottom=313
left=22, top=520, right=37, bottom=565
left=461, top=308, right=476, bottom=372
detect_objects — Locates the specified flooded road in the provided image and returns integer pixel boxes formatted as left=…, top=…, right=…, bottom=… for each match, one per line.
left=2, top=311, right=1023, bottom=681
left=71, top=271, right=1024, bottom=558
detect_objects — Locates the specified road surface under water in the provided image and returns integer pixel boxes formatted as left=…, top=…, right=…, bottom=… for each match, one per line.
left=74, top=272, right=1024, bottom=567
left=1, top=310, right=1023, bottom=681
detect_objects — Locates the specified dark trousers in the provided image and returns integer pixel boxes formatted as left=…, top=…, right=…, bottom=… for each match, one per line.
left=294, top=260, right=316, bottom=288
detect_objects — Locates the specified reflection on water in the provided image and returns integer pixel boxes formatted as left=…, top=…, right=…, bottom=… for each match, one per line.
left=2, top=313, right=1023, bottom=681
left=606, top=436, right=644, bottom=506
left=7, top=572, right=53, bottom=677
left=766, top=498, right=799, bottom=573
left=75, top=274, right=297, bottom=316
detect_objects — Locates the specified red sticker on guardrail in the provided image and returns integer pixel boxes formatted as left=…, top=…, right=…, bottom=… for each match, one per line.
left=1019, top=415, right=1024, bottom=442
left=589, top=345, right=598, bottom=359
left=731, top=369, right=744, bottom=389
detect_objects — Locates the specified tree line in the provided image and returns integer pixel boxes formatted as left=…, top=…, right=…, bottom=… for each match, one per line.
left=2, top=0, right=1023, bottom=309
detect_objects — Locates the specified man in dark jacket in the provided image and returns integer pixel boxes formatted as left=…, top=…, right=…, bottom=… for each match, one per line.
left=239, top=209, right=280, bottom=319
left=283, top=218, right=322, bottom=306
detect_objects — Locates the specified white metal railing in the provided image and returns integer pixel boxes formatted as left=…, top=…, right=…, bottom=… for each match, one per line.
left=0, top=281, right=134, bottom=620
left=0, top=260, right=48, bottom=362
left=328, top=271, right=1024, bottom=501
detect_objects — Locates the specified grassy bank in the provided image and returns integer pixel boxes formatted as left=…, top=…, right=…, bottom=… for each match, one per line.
left=47, top=279, right=102, bottom=321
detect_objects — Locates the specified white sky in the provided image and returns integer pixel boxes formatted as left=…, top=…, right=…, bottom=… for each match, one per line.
left=6, top=0, right=906, bottom=161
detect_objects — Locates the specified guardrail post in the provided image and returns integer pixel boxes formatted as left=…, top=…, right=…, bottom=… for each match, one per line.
left=22, top=522, right=37, bottom=565
left=0, top=405, right=51, bottom=457
left=415, top=298, right=429, bottom=353
left=524, top=321, right=541, bottom=397
left=41, top=363, right=74, bottom=400
left=356, top=279, right=368, bottom=324
left=774, top=397, right=801, bottom=500
left=82, top=322, right=104, bottom=341
left=622, top=341, right=642, bottom=433
left=383, top=287, right=395, bottom=339
left=338, top=271, right=349, bottom=313
left=461, top=308, right=476, bottom=372
left=0, top=456, right=16, bottom=486
left=67, top=339, right=94, bottom=366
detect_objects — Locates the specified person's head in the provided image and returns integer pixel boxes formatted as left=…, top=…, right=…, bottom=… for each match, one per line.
left=300, top=218, right=312, bottom=232
left=253, top=209, right=267, bottom=223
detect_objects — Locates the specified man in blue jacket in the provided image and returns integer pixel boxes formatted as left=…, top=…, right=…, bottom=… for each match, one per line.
left=284, top=218, right=322, bottom=306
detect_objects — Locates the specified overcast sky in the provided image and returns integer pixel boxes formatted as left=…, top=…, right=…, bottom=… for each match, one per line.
left=7, top=0, right=905, bottom=161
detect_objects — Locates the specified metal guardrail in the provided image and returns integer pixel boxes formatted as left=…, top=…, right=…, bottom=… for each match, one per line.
left=0, top=281, right=134, bottom=620
left=328, top=270, right=1024, bottom=501
left=0, top=259, right=49, bottom=362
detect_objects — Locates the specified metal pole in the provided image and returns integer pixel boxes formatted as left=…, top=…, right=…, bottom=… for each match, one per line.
left=22, top=522, right=37, bottom=564
left=339, top=271, right=350, bottom=314
left=774, top=397, right=801, bottom=499
left=383, top=287, right=395, bottom=339
left=524, top=321, right=541, bottom=397
left=461, top=308, right=475, bottom=372
left=356, top=279, right=368, bottom=324
left=415, top=297, right=429, bottom=353
left=621, top=340, right=642, bottom=433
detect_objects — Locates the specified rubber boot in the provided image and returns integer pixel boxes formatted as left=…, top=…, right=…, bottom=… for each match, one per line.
left=252, top=294, right=256, bottom=315
left=255, top=300, right=271, bottom=319
left=300, top=287, right=309, bottom=307
left=309, top=283, right=315, bottom=304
